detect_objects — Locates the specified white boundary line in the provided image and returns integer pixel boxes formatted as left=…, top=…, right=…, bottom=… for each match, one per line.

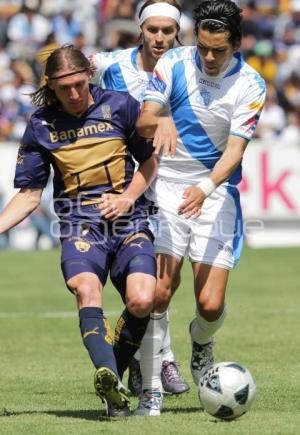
left=0, top=309, right=178, bottom=319
left=0, top=311, right=121, bottom=318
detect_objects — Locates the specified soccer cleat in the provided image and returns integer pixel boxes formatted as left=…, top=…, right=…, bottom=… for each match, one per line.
left=128, top=357, right=142, bottom=396
left=134, top=390, right=163, bottom=416
left=94, top=367, right=131, bottom=417
left=161, top=361, right=190, bottom=395
left=190, top=340, right=214, bottom=386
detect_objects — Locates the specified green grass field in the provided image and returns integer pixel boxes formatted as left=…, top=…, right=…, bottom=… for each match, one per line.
left=0, top=247, right=299, bottom=434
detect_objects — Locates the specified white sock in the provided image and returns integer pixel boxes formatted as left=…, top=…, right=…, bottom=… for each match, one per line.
left=134, top=310, right=175, bottom=362
left=190, top=306, right=227, bottom=345
left=139, top=311, right=168, bottom=391
left=135, top=311, right=174, bottom=363
left=161, top=310, right=175, bottom=362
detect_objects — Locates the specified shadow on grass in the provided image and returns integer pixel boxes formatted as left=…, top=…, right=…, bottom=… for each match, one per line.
left=163, top=406, right=203, bottom=414
left=48, top=410, right=110, bottom=421
left=0, top=408, right=108, bottom=421
left=0, top=405, right=204, bottom=421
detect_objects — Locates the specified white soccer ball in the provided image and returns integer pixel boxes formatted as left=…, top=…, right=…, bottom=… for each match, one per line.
left=198, top=362, right=256, bottom=420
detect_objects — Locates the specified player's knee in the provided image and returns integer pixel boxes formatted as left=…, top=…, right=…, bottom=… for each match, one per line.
left=127, top=292, right=154, bottom=318
left=198, top=298, right=224, bottom=321
left=67, top=276, right=100, bottom=306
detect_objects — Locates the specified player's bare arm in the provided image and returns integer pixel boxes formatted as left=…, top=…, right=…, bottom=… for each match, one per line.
left=208, top=135, right=249, bottom=187
left=137, top=101, right=179, bottom=156
left=178, top=135, right=249, bottom=218
left=155, top=111, right=177, bottom=157
left=99, top=154, right=159, bottom=220
left=136, top=101, right=162, bottom=140
left=0, top=187, right=43, bottom=233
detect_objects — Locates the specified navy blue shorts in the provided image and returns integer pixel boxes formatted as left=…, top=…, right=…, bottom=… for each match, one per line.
left=60, top=204, right=156, bottom=297
left=110, top=234, right=156, bottom=303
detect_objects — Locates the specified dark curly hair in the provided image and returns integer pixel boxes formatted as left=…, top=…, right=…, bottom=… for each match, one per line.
left=193, top=0, right=243, bottom=47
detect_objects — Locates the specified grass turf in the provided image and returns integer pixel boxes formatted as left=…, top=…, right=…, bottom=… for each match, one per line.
left=0, top=247, right=299, bottom=434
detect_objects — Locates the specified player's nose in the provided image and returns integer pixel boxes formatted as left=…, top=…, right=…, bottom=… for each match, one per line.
left=69, top=87, right=79, bottom=99
left=205, top=50, right=215, bottom=62
left=155, top=30, right=164, bottom=43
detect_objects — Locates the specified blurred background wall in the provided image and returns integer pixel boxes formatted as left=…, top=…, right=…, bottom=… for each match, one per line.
left=1, top=0, right=300, bottom=249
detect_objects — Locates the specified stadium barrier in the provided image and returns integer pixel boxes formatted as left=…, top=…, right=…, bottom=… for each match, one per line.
left=240, top=140, right=300, bottom=247
left=1, top=141, right=300, bottom=248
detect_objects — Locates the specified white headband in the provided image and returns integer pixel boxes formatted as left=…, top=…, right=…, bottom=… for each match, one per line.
left=200, top=19, right=227, bottom=26
left=139, top=3, right=181, bottom=26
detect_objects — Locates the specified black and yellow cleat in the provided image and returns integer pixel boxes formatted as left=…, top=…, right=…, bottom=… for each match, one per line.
left=94, top=367, right=131, bottom=417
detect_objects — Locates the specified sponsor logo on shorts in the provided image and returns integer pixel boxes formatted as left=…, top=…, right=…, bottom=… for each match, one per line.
left=75, top=239, right=91, bottom=253
left=131, top=256, right=144, bottom=266
left=68, top=260, right=86, bottom=266
left=80, top=225, right=90, bottom=237
left=218, top=243, right=233, bottom=257
left=129, top=241, right=144, bottom=249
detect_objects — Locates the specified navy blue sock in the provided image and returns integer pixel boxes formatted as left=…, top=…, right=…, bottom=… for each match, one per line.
left=114, top=308, right=150, bottom=379
left=79, top=307, right=118, bottom=376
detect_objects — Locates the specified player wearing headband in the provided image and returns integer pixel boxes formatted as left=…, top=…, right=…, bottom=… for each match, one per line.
left=136, top=0, right=266, bottom=415
left=92, top=0, right=181, bottom=103
left=91, top=0, right=190, bottom=402
left=0, top=45, right=159, bottom=418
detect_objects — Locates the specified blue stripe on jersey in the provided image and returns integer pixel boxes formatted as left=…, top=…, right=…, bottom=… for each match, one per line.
left=103, top=63, right=128, bottom=92
left=224, top=53, right=243, bottom=78
left=227, top=186, right=244, bottom=267
left=170, top=61, right=222, bottom=169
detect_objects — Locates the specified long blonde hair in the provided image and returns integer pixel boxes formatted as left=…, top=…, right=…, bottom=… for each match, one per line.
left=30, top=45, right=96, bottom=107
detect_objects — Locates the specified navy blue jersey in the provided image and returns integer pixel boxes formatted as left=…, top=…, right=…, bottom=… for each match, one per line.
left=14, top=85, right=153, bottom=215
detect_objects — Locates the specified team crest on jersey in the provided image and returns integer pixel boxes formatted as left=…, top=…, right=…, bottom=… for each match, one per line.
left=101, top=104, right=111, bottom=119
left=75, top=239, right=91, bottom=253
left=197, top=88, right=212, bottom=107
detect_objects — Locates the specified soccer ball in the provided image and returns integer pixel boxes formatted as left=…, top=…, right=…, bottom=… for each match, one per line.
left=198, top=362, right=256, bottom=420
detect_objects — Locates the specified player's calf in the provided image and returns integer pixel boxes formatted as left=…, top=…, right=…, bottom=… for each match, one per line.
left=114, top=307, right=150, bottom=379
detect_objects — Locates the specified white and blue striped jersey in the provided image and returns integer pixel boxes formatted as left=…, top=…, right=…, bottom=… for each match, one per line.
left=144, top=46, right=266, bottom=185
left=91, top=47, right=152, bottom=103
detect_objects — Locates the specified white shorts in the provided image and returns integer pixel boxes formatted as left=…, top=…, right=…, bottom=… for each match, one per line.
left=147, top=178, right=243, bottom=269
